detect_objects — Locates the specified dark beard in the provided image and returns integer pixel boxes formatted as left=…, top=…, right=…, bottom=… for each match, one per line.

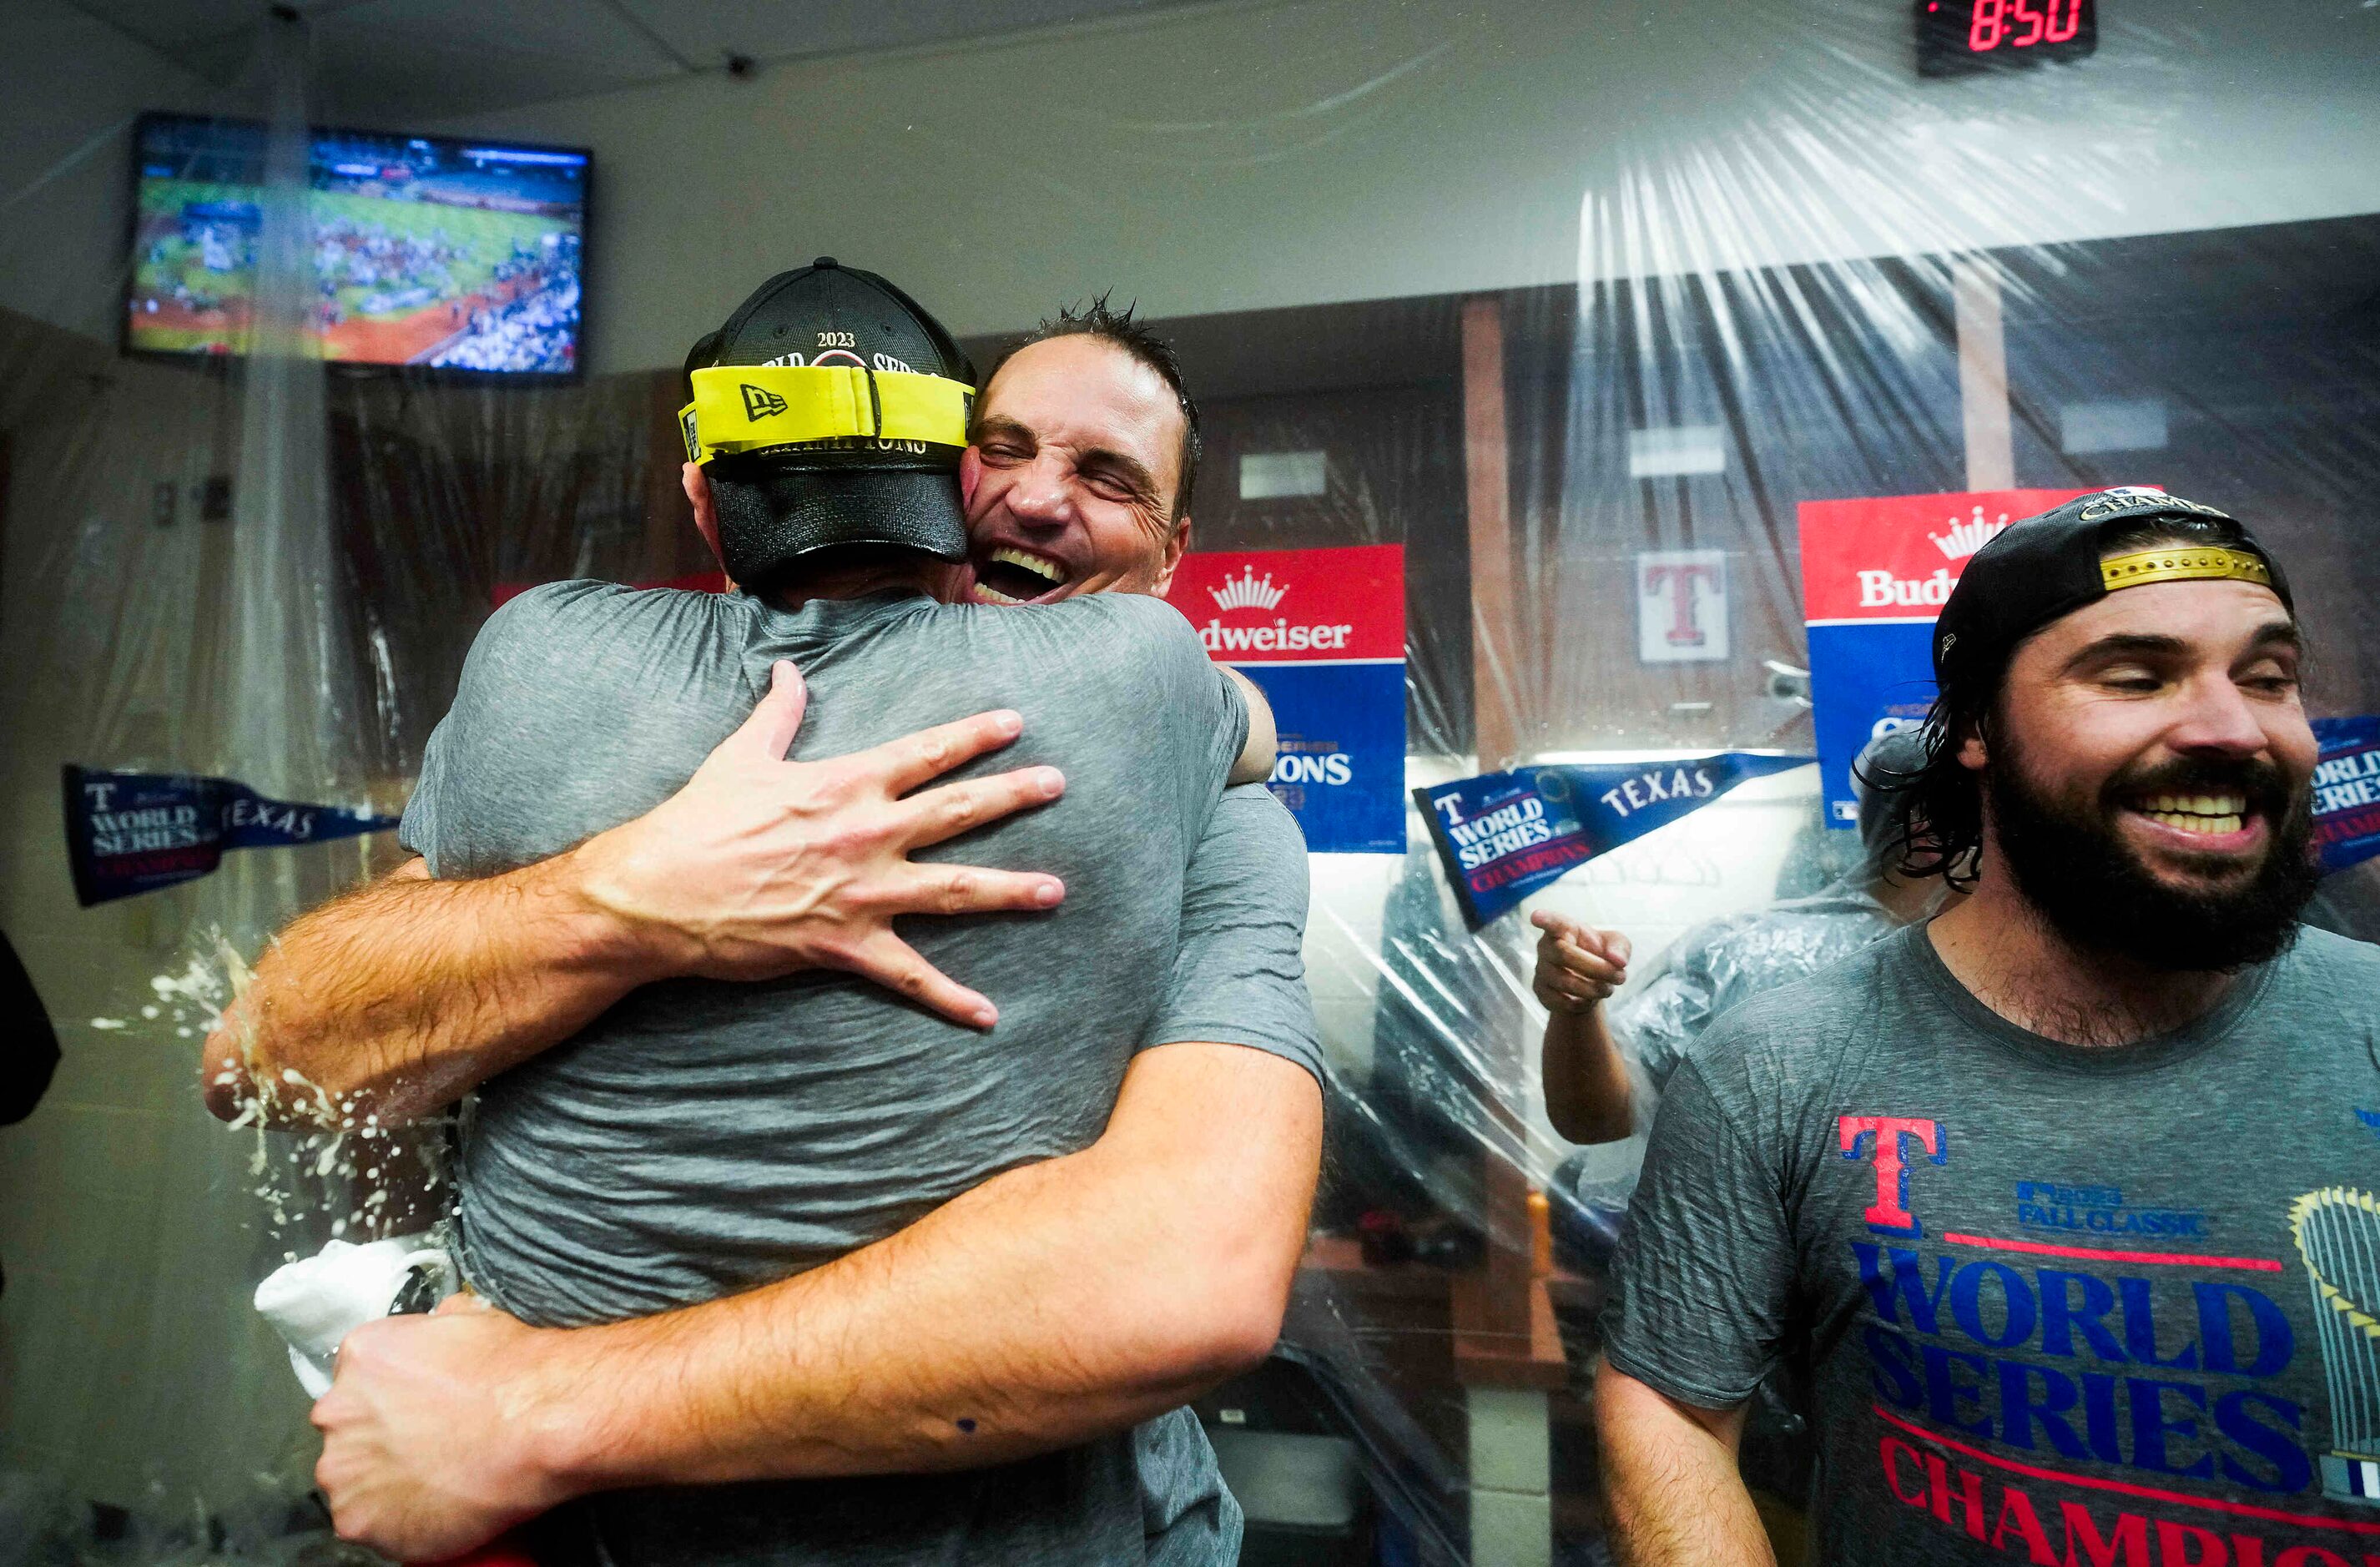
left=1984, top=738, right=2318, bottom=974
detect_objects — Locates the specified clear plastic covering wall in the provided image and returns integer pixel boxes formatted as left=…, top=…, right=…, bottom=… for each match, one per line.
left=2, top=2, right=2377, bottom=1563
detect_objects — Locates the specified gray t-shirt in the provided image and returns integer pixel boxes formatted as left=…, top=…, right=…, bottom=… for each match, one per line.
left=1601, top=921, right=2380, bottom=1566
left=401, top=581, right=1321, bottom=1566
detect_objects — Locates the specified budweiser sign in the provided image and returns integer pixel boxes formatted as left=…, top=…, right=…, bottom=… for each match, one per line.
left=1164, top=544, right=1404, bottom=663
left=1160, top=544, right=1408, bottom=854
left=1799, top=489, right=2102, bottom=623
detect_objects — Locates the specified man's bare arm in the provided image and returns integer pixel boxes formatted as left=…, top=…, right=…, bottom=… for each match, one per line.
left=204, top=663, right=1066, bottom=1127
left=1532, top=912, right=1635, bottom=1143
left=311, top=1040, right=1325, bottom=1559
left=202, top=853, right=651, bottom=1126
left=1595, top=1359, right=1772, bottom=1567
left=1542, top=1006, right=1634, bottom=1145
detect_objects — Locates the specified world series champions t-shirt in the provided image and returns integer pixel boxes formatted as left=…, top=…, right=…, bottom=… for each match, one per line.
left=1601, top=922, right=2380, bottom=1567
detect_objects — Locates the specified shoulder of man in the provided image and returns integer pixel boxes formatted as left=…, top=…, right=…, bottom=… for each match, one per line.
left=470, top=579, right=748, bottom=665
left=1030, top=589, right=1199, bottom=650
left=2282, top=921, right=2380, bottom=975
left=949, top=593, right=1210, bottom=701
left=2268, top=923, right=2380, bottom=1018
left=1008, top=592, right=1243, bottom=753
left=457, top=581, right=753, bottom=706
left=1676, top=935, right=1912, bottom=1113
left=406, top=583, right=752, bottom=867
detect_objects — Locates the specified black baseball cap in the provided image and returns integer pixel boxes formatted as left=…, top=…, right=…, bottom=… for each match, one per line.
left=683, top=259, right=976, bottom=585
left=1931, top=488, right=2293, bottom=697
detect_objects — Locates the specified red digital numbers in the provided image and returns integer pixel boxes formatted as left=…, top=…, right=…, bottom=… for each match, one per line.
left=1969, top=0, right=2004, bottom=49
left=1967, top=0, right=2080, bottom=51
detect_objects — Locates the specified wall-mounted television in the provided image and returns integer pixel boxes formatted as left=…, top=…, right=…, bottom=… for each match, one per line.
left=124, top=113, right=590, bottom=379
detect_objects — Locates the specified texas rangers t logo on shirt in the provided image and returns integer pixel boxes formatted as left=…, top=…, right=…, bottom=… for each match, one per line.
left=1841, top=1115, right=1949, bottom=1237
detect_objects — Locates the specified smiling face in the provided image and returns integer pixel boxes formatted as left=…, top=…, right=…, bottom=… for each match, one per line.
left=1966, top=572, right=2320, bottom=969
left=953, top=334, right=1192, bottom=606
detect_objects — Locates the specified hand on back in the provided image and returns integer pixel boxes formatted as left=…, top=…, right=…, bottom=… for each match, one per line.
left=1530, top=910, right=1631, bottom=1015
left=572, top=660, right=1066, bottom=1028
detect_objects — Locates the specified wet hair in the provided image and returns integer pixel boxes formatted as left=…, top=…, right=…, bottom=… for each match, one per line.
left=1870, top=511, right=2275, bottom=886
left=977, top=293, right=1202, bottom=521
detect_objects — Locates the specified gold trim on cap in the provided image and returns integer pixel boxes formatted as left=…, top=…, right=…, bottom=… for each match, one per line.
left=2099, top=546, right=2273, bottom=594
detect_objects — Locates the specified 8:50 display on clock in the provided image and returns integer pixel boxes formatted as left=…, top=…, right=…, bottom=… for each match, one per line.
left=1916, top=0, right=2099, bottom=76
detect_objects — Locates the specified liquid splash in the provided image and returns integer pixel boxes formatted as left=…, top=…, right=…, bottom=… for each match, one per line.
left=138, top=930, right=454, bottom=1258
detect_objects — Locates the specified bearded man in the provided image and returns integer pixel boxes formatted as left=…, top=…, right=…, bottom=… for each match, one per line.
left=1593, top=489, right=2380, bottom=1565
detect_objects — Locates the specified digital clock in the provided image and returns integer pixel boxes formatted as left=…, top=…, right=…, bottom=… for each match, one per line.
left=1917, top=0, right=2098, bottom=77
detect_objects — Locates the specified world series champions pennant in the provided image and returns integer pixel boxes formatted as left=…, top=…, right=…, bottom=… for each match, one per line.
left=1417, top=753, right=1810, bottom=928
left=63, top=765, right=400, bottom=907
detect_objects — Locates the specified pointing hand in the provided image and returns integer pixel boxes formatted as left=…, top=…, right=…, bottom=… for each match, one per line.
left=1529, top=910, right=1631, bottom=1015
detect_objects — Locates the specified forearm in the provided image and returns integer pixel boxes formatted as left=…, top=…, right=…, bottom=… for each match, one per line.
left=525, top=1046, right=1320, bottom=1490
left=1543, top=1005, right=1633, bottom=1143
left=204, top=851, right=662, bottom=1127
left=532, top=1151, right=1231, bottom=1487
left=1596, top=1360, right=1771, bottom=1567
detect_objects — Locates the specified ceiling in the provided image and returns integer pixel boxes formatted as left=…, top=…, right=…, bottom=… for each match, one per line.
left=68, top=0, right=1208, bottom=126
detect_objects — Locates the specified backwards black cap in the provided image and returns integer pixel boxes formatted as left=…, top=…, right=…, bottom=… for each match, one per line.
left=681, top=258, right=977, bottom=586
left=1931, top=487, right=2294, bottom=698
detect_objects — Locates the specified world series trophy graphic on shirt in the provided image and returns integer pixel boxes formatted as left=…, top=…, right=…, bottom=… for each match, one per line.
left=2289, top=1187, right=2380, bottom=1505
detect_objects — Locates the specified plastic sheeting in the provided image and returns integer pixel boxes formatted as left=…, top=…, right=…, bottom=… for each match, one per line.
left=1614, top=874, right=1902, bottom=1101
left=3, top=3, right=2379, bottom=1563
left=0, top=18, right=674, bottom=1542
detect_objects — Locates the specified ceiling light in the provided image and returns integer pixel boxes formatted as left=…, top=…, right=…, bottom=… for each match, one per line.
left=1239, top=451, right=1328, bottom=500
left=1627, top=426, right=1726, bottom=478
left=2060, top=399, right=2168, bottom=455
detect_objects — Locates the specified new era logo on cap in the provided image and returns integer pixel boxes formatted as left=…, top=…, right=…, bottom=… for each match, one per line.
left=741, top=383, right=789, bottom=420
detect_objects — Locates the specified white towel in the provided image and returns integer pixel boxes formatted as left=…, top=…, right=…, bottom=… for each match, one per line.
left=252, top=1234, right=456, bottom=1398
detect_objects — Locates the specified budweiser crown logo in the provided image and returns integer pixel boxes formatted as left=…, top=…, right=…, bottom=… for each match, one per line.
left=1209, top=567, right=1288, bottom=614
left=1929, top=506, right=2009, bottom=562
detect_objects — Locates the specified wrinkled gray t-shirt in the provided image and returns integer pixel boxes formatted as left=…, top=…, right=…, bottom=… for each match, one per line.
left=401, top=582, right=1321, bottom=1565
left=1601, top=921, right=2380, bottom=1566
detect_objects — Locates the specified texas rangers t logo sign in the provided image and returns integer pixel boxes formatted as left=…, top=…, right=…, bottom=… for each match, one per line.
left=1636, top=549, right=1728, bottom=663
left=1644, top=562, right=1717, bottom=646
left=1838, top=1116, right=1945, bottom=1237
